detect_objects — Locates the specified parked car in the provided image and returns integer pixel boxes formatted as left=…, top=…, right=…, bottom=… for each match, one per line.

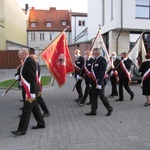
left=116, top=55, right=142, bottom=83
left=131, top=64, right=142, bottom=83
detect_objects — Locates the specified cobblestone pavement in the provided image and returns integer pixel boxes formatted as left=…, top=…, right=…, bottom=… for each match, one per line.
left=0, top=68, right=150, bottom=150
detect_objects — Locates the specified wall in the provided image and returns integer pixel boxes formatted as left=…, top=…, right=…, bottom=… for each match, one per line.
left=0, top=0, right=28, bottom=50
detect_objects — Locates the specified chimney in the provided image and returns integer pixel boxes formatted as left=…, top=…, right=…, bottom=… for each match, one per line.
left=25, top=4, right=29, bottom=14
left=49, top=7, right=56, bottom=11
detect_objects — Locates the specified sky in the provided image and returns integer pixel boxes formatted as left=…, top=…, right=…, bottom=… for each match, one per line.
left=16, top=0, right=87, bottom=12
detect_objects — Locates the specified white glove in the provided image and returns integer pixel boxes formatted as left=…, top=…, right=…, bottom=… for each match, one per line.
left=97, top=85, right=102, bottom=89
left=30, top=93, right=36, bottom=99
left=15, top=75, right=20, bottom=80
left=110, top=70, right=114, bottom=76
left=19, top=81, right=22, bottom=86
left=70, top=74, right=73, bottom=78
left=77, top=75, right=82, bottom=81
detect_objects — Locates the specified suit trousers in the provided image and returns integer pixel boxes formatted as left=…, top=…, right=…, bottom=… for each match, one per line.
left=91, top=87, right=113, bottom=113
left=18, top=100, right=45, bottom=132
left=119, top=78, right=134, bottom=100
left=37, top=96, right=49, bottom=114
left=110, top=76, right=118, bottom=96
left=81, top=83, right=91, bottom=104
left=76, top=79, right=83, bottom=98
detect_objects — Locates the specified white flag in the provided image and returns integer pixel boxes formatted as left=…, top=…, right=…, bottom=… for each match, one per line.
left=128, top=34, right=147, bottom=68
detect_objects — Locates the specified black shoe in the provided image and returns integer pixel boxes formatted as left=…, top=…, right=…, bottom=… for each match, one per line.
left=109, top=94, right=114, bottom=98
left=144, top=102, right=150, bottom=106
left=115, top=98, right=123, bottom=101
left=106, top=109, right=113, bottom=116
left=74, top=98, right=81, bottom=103
left=85, top=111, right=96, bottom=116
left=86, top=102, right=91, bottom=105
left=130, top=93, right=135, bottom=100
left=19, top=107, right=23, bottom=110
left=32, top=125, right=45, bottom=129
left=11, top=130, right=26, bottom=136
left=78, top=102, right=84, bottom=106
left=43, top=113, right=50, bottom=118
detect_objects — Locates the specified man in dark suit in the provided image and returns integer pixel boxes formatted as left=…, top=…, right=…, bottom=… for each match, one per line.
left=85, top=48, right=113, bottom=116
left=12, top=48, right=45, bottom=136
left=30, top=54, right=50, bottom=118
left=78, top=50, right=94, bottom=106
left=116, top=52, right=135, bottom=101
left=73, top=49, right=84, bottom=102
left=107, top=52, right=119, bottom=98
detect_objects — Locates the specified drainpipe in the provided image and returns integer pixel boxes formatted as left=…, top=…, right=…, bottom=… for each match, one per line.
left=116, top=0, right=123, bottom=55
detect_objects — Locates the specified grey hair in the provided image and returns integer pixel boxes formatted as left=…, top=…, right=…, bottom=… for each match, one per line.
left=18, top=48, right=29, bottom=55
left=93, top=47, right=101, bottom=54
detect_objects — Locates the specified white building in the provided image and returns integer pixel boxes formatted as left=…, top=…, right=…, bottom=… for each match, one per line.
left=71, top=12, right=88, bottom=44
left=88, top=0, right=150, bottom=54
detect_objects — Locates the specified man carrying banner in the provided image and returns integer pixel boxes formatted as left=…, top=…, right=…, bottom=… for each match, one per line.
left=12, top=48, right=45, bottom=136
left=73, top=49, right=84, bottom=102
left=139, top=53, right=150, bottom=106
left=116, top=52, right=135, bottom=101
left=85, top=48, right=113, bottom=116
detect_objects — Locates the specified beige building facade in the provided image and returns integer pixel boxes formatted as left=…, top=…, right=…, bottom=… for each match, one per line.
left=0, top=0, right=28, bottom=50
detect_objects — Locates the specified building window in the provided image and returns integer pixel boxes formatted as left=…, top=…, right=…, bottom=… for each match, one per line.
left=62, top=21, right=67, bottom=26
left=102, top=0, right=105, bottom=25
left=136, top=0, right=150, bottom=18
left=46, top=22, right=51, bottom=27
left=50, top=33, right=52, bottom=40
left=31, top=33, right=35, bottom=41
left=40, top=33, right=44, bottom=41
left=78, top=20, right=85, bottom=26
left=111, top=0, right=113, bottom=20
left=31, top=22, right=36, bottom=27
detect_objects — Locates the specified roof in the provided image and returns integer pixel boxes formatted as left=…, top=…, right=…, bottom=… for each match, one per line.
left=27, top=7, right=71, bottom=31
left=71, top=12, right=87, bottom=17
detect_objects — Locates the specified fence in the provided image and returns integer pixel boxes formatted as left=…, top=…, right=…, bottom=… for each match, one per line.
left=0, top=50, right=34, bottom=69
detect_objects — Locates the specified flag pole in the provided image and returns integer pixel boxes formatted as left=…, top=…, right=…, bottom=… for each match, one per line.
left=90, top=28, right=101, bottom=51
left=38, top=26, right=69, bottom=56
left=2, top=80, right=17, bottom=97
left=127, top=31, right=145, bottom=54
left=112, top=30, right=146, bottom=71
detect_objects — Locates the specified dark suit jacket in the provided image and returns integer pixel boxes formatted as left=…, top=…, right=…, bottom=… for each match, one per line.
left=139, top=61, right=150, bottom=76
left=118, top=58, right=132, bottom=79
left=80, top=57, right=94, bottom=82
left=21, top=56, right=37, bottom=94
left=90, top=56, right=107, bottom=87
left=74, top=56, right=84, bottom=78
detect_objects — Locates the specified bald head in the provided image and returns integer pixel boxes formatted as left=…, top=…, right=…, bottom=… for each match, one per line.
left=74, top=49, right=81, bottom=58
left=84, top=50, right=91, bottom=60
left=30, top=54, right=38, bottom=62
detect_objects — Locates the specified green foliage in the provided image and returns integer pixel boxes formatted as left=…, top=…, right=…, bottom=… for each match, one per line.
left=0, top=76, right=51, bottom=88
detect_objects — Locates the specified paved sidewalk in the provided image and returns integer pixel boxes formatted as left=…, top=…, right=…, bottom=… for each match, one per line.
left=0, top=68, right=150, bottom=150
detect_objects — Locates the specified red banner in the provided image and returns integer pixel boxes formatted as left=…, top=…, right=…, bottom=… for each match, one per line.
left=40, top=33, right=74, bottom=87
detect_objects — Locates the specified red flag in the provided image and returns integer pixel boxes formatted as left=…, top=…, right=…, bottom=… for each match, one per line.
left=40, top=32, right=74, bottom=87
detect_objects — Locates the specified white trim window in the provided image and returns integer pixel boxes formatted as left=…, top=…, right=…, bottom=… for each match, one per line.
left=31, top=33, right=35, bottom=41
left=136, top=0, right=150, bottom=18
left=78, top=20, right=85, bottom=26
left=40, top=33, right=44, bottom=41
left=31, top=22, right=36, bottom=28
